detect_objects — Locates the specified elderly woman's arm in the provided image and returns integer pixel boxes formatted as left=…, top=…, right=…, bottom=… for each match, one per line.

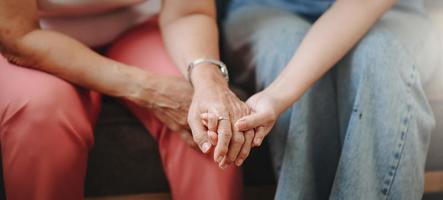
left=0, top=0, right=162, bottom=105
left=160, top=0, right=254, bottom=168
left=0, top=0, right=195, bottom=137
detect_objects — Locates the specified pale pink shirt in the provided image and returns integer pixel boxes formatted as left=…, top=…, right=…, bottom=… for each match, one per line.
left=38, top=0, right=161, bottom=47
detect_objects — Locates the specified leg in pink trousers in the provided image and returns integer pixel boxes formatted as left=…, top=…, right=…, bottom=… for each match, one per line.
left=0, top=56, right=101, bottom=200
left=107, top=21, right=243, bottom=200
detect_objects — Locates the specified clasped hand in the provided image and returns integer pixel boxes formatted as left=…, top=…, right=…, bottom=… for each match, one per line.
left=189, top=81, right=280, bottom=168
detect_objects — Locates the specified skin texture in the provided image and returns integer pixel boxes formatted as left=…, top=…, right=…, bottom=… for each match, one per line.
left=235, top=0, right=398, bottom=144
left=160, top=1, right=254, bottom=167
left=0, top=0, right=252, bottom=168
left=0, top=0, right=198, bottom=146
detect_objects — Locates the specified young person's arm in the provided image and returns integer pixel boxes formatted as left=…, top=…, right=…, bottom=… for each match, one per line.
left=236, top=0, right=397, bottom=145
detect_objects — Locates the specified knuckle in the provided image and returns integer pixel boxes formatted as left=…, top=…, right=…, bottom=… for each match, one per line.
left=241, top=120, right=251, bottom=128
left=232, top=134, right=245, bottom=144
left=169, top=124, right=180, bottom=131
left=245, top=131, right=255, bottom=138
left=214, top=104, right=227, bottom=112
left=179, top=119, right=187, bottom=126
left=180, top=133, right=188, bottom=139
left=218, top=147, right=228, bottom=156
left=238, top=151, right=249, bottom=160
left=226, top=155, right=236, bottom=163
left=218, top=130, right=232, bottom=137
left=208, top=113, right=217, bottom=121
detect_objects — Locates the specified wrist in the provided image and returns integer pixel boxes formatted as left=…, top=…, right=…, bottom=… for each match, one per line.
left=123, top=66, right=155, bottom=102
left=262, top=86, right=294, bottom=115
left=191, top=64, right=229, bottom=91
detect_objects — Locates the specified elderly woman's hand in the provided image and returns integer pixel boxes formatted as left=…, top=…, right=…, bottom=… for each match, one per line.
left=159, top=0, right=255, bottom=166
left=188, top=68, right=255, bottom=168
left=128, top=74, right=196, bottom=148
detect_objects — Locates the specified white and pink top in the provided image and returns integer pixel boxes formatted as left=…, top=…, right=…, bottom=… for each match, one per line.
left=38, top=0, right=161, bottom=47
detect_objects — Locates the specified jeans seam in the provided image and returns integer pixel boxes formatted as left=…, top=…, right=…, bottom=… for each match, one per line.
left=383, top=64, right=417, bottom=199
left=377, top=25, right=419, bottom=198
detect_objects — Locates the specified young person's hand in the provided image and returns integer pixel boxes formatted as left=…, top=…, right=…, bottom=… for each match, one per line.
left=235, top=91, right=281, bottom=147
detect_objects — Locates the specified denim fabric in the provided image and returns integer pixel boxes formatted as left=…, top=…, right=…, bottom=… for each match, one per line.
left=223, top=0, right=439, bottom=199
left=228, top=0, right=425, bottom=20
left=228, top=0, right=333, bottom=19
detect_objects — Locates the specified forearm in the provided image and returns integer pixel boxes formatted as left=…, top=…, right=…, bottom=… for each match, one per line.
left=265, top=0, right=396, bottom=114
left=160, top=0, right=227, bottom=91
left=3, top=29, right=148, bottom=99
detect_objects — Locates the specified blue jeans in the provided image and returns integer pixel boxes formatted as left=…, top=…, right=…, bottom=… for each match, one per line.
left=223, top=0, right=440, bottom=199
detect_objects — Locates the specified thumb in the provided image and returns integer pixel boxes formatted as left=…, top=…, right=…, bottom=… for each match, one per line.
left=235, top=111, right=269, bottom=131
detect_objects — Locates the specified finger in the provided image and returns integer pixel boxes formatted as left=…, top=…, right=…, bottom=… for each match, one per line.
left=180, top=130, right=198, bottom=149
left=214, top=115, right=232, bottom=164
left=206, top=113, right=219, bottom=145
left=166, top=109, right=189, bottom=127
left=189, top=113, right=212, bottom=154
left=160, top=110, right=184, bottom=130
left=208, top=130, right=218, bottom=145
left=201, top=119, right=208, bottom=127
left=236, top=129, right=254, bottom=166
left=200, top=113, right=208, bottom=120
left=219, top=156, right=228, bottom=169
left=155, top=111, right=181, bottom=132
left=253, top=126, right=268, bottom=147
left=235, top=112, right=270, bottom=132
left=224, top=128, right=244, bottom=166
left=207, top=113, right=218, bottom=132
left=165, top=120, right=181, bottom=132
left=201, top=113, right=217, bottom=145
left=200, top=113, right=218, bottom=130
left=169, top=123, right=182, bottom=132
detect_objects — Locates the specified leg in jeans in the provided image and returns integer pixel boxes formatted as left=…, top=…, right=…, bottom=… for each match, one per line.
left=107, top=21, right=243, bottom=200
left=224, top=6, right=341, bottom=199
left=330, top=5, right=438, bottom=199
left=0, top=56, right=101, bottom=200
left=224, top=1, right=438, bottom=199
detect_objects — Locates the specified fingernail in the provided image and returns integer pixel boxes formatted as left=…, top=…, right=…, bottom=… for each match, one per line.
left=235, top=159, right=244, bottom=166
left=254, top=138, right=262, bottom=146
left=220, top=163, right=228, bottom=169
left=201, top=142, right=211, bottom=153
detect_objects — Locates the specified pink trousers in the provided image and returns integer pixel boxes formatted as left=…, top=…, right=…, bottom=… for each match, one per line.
left=0, top=21, right=242, bottom=200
